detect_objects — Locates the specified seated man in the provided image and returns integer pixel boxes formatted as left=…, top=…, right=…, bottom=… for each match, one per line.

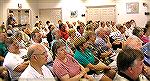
left=19, top=44, right=56, bottom=81
left=3, top=37, right=29, bottom=81
left=113, top=48, right=149, bottom=81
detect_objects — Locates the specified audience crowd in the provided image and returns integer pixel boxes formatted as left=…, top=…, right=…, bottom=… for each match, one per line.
left=0, top=14, right=150, bottom=81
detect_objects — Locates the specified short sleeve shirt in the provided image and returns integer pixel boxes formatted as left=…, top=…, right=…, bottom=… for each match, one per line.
left=53, top=54, right=81, bottom=78
left=74, top=49, right=95, bottom=67
left=3, top=52, right=24, bottom=80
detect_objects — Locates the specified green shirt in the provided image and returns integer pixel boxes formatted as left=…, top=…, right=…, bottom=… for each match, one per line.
left=0, top=42, right=8, bottom=65
left=0, top=42, right=8, bottom=57
left=74, top=49, right=95, bottom=67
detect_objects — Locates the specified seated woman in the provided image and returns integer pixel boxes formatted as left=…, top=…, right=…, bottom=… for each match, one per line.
left=52, top=40, right=94, bottom=81
left=83, top=31, right=113, bottom=65
left=74, top=37, right=116, bottom=81
left=66, top=28, right=77, bottom=53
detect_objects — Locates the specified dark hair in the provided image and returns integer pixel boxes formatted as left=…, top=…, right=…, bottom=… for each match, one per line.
left=48, top=25, right=53, bottom=30
left=132, top=27, right=143, bottom=37
left=51, top=40, right=65, bottom=60
left=77, top=26, right=80, bottom=31
left=59, top=23, right=64, bottom=29
left=117, top=48, right=144, bottom=71
left=46, top=21, right=50, bottom=24
left=145, top=21, right=150, bottom=29
left=31, top=32, right=36, bottom=39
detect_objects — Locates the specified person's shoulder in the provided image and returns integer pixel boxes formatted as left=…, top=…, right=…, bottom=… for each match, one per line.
left=19, top=65, right=31, bottom=78
left=113, top=73, right=128, bottom=81
left=53, top=59, right=62, bottom=67
left=74, top=49, right=81, bottom=55
left=139, top=74, right=149, bottom=81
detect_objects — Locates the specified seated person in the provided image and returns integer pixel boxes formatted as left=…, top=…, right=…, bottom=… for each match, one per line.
left=95, top=27, right=112, bottom=56
left=141, top=43, right=150, bottom=66
left=109, top=24, right=126, bottom=50
left=59, top=23, right=69, bottom=40
left=84, top=31, right=113, bottom=65
left=0, top=32, right=8, bottom=66
left=0, top=66, right=10, bottom=81
left=3, top=37, right=29, bottom=81
left=19, top=44, right=56, bottom=81
left=66, top=28, right=77, bottom=53
left=113, top=48, right=149, bottom=81
left=52, top=40, right=93, bottom=81
left=74, top=37, right=116, bottom=81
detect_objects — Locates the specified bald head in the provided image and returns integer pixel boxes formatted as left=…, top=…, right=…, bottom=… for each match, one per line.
left=125, top=36, right=143, bottom=50
left=95, top=27, right=105, bottom=37
left=27, top=44, right=45, bottom=60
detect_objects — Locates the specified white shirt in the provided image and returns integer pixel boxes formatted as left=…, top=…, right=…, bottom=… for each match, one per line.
left=110, top=31, right=126, bottom=42
left=125, top=27, right=134, bottom=37
left=113, top=73, right=149, bottom=81
left=19, top=65, right=56, bottom=81
left=3, top=52, right=24, bottom=81
left=76, top=31, right=82, bottom=37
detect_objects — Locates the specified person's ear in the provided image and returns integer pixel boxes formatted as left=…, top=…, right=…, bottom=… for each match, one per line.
left=32, top=55, right=38, bottom=60
left=128, top=67, right=133, bottom=73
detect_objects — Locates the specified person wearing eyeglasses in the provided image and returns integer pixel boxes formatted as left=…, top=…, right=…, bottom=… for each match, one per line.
left=52, top=40, right=94, bottom=81
left=3, top=37, right=29, bottom=81
left=19, top=43, right=56, bottom=81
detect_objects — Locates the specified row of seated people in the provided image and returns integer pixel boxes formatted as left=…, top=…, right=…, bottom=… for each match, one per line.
left=0, top=19, right=150, bottom=81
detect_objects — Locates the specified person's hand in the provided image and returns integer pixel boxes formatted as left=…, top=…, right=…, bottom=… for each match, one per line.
left=105, top=35, right=110, bottom=42
left=143, top=65, right=150, bottom=77
left=97, top=62, right=107, bottom=70
left=81, top=67, right=89, bottom=73
left=104, top=66, right=111, bottom=70
left=113, top=40, right=121, bottom=45
left=84, top=74, right=95, bottom=81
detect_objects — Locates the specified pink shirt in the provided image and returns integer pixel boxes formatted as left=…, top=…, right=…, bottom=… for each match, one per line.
left=141, top=35, right=150, bottom=44
left=53, top=54, right=81, bottom=78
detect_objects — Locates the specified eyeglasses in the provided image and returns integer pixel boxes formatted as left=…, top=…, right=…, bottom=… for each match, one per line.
left=33, top=51, right=47, bottom=55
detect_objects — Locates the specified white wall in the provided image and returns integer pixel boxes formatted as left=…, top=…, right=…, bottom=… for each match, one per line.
left=37, top=0, right=116, bottom=23
left=1, top=0, right=150, bottom=27
left=146, top=0, right=150, bottom=21
left=0, top=0, right=39, bottom=27
left=116, top=0, right=148, bottom=27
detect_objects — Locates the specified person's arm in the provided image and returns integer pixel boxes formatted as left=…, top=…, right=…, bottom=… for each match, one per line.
left=87, top=62, right=110, bottom=71
left=101, top=51, right=112, bottom=58
left=60, top=68, right=87, bottom=81
left=13, top=61, right=29, bottom=72
left=0, top=56, right=4, bottom=62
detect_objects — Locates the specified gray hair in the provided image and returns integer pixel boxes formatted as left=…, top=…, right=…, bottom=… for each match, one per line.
left=95, top=27, right=104, bottom=36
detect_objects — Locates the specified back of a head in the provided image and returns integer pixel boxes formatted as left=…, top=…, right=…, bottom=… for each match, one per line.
left=73, top=36, right=87, bottom=50
left=95, top=27, right=104, bottom=37
left=132, top=27, right=143, bottom=37
left=46, top=21, right=50, bottom=25
left=68, top=28, right=76, bottom=36
left=83, top=31, right=95, bottom=41
left=145, top=21, right=150, bottom=29
left=125, top=35, right=143, bottom=50
left=117, top=48, right=144, bottom=71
